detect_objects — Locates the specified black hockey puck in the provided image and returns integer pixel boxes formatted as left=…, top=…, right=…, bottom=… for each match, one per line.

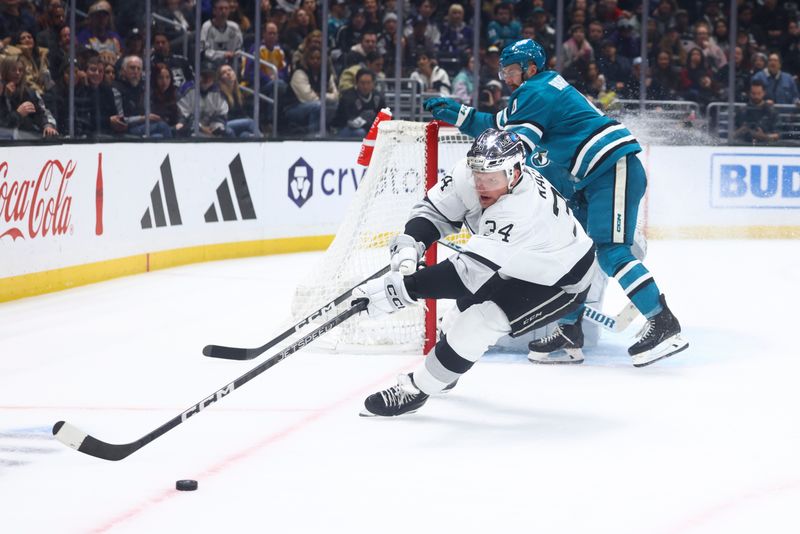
left=176, top=479, right=198, bottom=491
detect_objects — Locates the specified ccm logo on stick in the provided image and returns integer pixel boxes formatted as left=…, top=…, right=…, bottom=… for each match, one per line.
left=181, top=383, right=235, bottom=421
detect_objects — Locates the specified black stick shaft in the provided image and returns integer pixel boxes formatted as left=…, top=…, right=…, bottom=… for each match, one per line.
left=53, top=300, right=368, bottom=461
left=203, top=265, right=390, bottom=360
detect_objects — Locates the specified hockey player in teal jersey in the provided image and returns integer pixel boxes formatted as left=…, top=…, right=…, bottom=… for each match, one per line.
left=425, top=39, right=687, bottom=367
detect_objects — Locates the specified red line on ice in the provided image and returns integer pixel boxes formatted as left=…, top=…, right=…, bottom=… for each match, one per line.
left=88, top=359, right=421, bottom=533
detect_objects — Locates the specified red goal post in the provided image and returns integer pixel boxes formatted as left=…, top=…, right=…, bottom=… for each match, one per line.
left=291, top=120, right=473, bottom=354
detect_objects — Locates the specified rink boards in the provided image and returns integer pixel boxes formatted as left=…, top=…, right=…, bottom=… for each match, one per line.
left=1, top=141, right=798, bottom=301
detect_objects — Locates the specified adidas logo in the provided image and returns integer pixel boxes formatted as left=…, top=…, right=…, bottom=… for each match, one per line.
left=204, top=154, right=257, bottom=222
left=141, top=155, right=183, bottom=229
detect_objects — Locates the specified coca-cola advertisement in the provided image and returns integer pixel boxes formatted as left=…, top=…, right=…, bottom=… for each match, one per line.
left=0, top=159, right=78, bottom=241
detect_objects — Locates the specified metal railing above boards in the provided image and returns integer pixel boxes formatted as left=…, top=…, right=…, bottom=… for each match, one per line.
left=707, top=102, right=800, bottom=145
left=233, top=51, right=279, bottom=137
left=383, top=78, right=424, bottom=122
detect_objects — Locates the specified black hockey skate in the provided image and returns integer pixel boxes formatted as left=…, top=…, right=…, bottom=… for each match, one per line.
left=628, top=294, right=688, bottom=367
left=361, top=373, right=429, bottom=417
left=527, top=317, right=585, bottom=364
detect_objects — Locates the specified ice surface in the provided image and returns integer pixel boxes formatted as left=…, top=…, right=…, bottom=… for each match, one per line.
left=0, top=241, right=798, bottom=534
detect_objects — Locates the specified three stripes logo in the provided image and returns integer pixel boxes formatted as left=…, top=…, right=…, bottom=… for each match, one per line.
left=204, top=154, right=257, bottom=222
left=141, top=155, right=182, bottom=229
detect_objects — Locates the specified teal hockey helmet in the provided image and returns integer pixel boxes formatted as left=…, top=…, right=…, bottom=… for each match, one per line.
left=500, top=39, right=546, bottom=71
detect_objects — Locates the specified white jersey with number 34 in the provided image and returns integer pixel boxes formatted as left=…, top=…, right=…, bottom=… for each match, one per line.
left=410, top=158, right=596, bottom=293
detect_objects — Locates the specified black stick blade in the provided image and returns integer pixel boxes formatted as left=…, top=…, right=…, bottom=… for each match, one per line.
left=202, top=344, right=255, bottom=360
left=52, top=421, right=139, bottom=461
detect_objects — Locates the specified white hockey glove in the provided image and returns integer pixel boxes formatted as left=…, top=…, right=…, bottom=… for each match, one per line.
left=352, top=272, right=416, bottom=317
left=389, top=234, right=426, bottom=275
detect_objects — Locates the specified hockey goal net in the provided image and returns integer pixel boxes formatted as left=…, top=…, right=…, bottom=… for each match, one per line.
left=291, top=120, right=473, bottom=353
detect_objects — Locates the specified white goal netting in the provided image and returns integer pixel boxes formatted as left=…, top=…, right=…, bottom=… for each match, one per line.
left=291, top=121, right=472, bottom=353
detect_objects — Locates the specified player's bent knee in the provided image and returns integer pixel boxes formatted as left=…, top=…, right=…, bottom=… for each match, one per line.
left=446, top=301, right=511, bottom=362
left=416, top=303, right=511, bottom=396
left=597, top=243, right=637, bottom=276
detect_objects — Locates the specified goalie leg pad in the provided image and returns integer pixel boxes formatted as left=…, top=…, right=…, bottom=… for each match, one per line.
left=413, top=301, right=510, bottom=395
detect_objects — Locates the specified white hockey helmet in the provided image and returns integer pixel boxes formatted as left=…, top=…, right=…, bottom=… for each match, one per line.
left=466, top=128, right=526, bottom=186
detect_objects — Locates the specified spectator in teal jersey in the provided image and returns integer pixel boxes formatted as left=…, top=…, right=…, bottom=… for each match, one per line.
left=487, top=3, right=521, bottom=49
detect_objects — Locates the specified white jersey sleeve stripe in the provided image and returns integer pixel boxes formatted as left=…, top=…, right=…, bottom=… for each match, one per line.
left=569, top=124, right=626, bottom=176
left=585, top=135, right=636, bottom=177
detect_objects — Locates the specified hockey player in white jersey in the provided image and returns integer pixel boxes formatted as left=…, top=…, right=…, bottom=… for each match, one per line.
left=353, top=129, right=598, bottom=417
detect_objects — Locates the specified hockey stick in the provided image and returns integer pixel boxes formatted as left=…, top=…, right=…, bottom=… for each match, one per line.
left=52, top=299, right=368, bottom=461
left=436, top=238, right=639, bottom=333
left=202, top=265, right=390, bottom=360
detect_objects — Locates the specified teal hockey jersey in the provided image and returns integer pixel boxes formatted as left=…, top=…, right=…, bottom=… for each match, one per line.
left=462, top=70, right=642, bottom=189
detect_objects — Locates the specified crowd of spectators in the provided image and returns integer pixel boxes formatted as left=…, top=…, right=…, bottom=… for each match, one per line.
left=0, top=0, right=798, bottom=143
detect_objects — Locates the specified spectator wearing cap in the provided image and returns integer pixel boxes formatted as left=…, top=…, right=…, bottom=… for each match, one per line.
left=682, top=21, right=726, bottom=72
left=335, top=8, right=367, bottom=56
left=650, top=0, right=677, bottom=36
left=611, top=17, right=640, bottom=60
left=0, top=0, right=36, bottom=49
left=403, top=0, right=440, bottom=49
left=403, top=15, right=437, bottom=74
left=410, top=48, right=451, bottom=96
left=487, top=3, right=521, bottom=50
left=597, top=40, right=631, bottom=93
left=333, top=67, right=385, bottom=138
left=530, top=7, right=556, bottom=58
left=618, top=56, right=650, bottom=99
left=77, top=1, right=122, bottom=62
left=200, top=0, right=243, bottom=67
left=111, top=55, right=173, bottom=138
left=377, top=12, right=404, bottom=75
left=439, top=4, right=473, bottom=70
left=113, top=29, right=145, bottom=75
left=562, top=24, right=594, bottom=69
left=479, top=79, right=504, bottom=114
left=479, top=45, right=502, bottom=91
left=328, top=0, right=348, bottom=46
left=752, top=53, right=800, bottom=105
